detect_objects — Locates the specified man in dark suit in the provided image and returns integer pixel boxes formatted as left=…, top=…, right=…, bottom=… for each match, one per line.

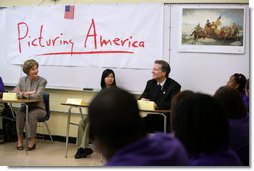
left=140, top=60, right=181, bottom=132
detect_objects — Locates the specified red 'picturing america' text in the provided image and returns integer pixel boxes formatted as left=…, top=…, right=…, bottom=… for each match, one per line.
left=17, top=22, right=74, bottom=54
left=17, top=19, right=145, bottom=56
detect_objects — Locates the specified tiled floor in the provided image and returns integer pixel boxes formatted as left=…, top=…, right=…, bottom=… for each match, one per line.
left=0, top=140, right=104, bottom=166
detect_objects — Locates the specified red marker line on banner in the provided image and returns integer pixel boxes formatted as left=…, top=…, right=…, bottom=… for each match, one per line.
left=36, top=50, right=134, bottom=56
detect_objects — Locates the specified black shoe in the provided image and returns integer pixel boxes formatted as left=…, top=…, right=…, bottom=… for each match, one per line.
left=27, top=143, right=36, bottom=151
left=74, top=148, right=85, bottom=159
left=82, top=148, right=93, bottom=158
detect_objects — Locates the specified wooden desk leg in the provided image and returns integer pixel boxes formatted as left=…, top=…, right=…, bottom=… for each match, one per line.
left=25, top=104, right=29, bottom=155
left=65, top=106, right=72, bottom=158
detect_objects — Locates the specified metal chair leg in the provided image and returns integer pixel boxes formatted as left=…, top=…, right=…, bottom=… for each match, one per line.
left=44, top=122, right=54, bottom=143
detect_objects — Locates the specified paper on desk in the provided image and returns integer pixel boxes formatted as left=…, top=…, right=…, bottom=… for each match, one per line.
left=137, top=100, right=155, bottom=111
left=2, top=93, right=18, bottom=101
left=66, top=98, right=84, bottom=105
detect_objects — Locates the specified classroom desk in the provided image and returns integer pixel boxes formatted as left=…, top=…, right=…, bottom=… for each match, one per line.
left=61, top=102, right=87, bottom=158
left=61, top=102, right=170, bottom=158
left=0, top=98, right=40, bottom=155
left=140, top=109, right=171, bottom=134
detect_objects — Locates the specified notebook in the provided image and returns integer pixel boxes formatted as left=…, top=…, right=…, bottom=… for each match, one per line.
left=137, top=100, right=155, bottom=111
left=2, top=92, right=17, bottom=101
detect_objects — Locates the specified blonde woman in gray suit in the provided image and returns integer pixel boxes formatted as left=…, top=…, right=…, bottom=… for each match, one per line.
left=13, top=59, right=47, bottom=151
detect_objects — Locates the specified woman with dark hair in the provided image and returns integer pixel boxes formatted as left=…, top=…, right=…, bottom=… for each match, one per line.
left=214, top=86, right=249, bottom=166
left=227, top=73, right=249, bottom=111
left=171, top=92, right=242, bottom=166
left=170, top=90, right=194, bottom=131
left=13, top=59, right=47, bottom=151
left=74, top=69, right=116, bottom=159
left=100, top=69, right=116, bottom=89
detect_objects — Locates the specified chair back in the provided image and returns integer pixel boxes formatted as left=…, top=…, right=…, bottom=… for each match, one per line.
left=40, top=93, right=50, bottom=121
left=37, top=93, right=54, bottom=142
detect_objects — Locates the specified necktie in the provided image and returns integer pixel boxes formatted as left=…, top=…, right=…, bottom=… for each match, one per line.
left=155, top=84, right=162, bottom=101
left=157, top=84, right=162, bottom=92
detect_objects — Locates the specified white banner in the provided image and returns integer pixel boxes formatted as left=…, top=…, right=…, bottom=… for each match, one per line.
left=4, top=4, right=163, bottom=69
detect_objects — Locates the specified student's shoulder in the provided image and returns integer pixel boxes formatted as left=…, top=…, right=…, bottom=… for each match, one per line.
left=151, top=133, right=188, bottom=155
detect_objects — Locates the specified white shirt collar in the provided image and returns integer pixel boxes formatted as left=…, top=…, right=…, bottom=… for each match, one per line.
left=157, top=78, right=167, bottom=89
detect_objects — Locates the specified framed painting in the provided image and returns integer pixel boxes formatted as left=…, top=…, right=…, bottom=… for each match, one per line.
left=178, top=5, right=246, bottom=54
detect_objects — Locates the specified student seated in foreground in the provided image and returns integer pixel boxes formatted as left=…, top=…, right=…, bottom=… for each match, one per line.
left=214, top=86, right=249, bottom=166
left=87, top=87, right=189, bottom=166
left=171, top=92, right=242, bottom=166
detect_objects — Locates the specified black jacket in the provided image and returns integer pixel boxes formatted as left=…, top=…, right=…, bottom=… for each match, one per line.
left=140, top=78, right=181, bottom=110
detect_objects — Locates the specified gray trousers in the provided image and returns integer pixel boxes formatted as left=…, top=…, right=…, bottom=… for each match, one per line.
left=76, top=117, right=89, bottom=148
left=16, top=107, right=46, bottom=138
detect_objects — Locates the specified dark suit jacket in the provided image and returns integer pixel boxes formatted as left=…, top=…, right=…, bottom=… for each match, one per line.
left=140, top=78, right=181, bottom=110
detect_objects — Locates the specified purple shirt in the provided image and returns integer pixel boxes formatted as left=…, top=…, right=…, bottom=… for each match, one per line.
left=229, top=115, right=249, bottom=166
left=189, top=149, right=242, bottom=166
left=0, top=77, right=4, bottom=92
left=240, top=91, right=249, bottom=112
left=106, top=133, right=189, bottom=166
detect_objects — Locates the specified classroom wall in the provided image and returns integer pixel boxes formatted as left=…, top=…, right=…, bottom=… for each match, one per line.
left=1, top=0, right=250, bottom=138
left=0, top=0, right=249, bottom=7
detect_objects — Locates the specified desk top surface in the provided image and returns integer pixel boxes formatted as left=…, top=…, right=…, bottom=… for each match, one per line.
left=61, top=102, right=171, bottom=113
left=61, top=102, right=89, bottom=107
left=0, top=98, right=40, bottom=103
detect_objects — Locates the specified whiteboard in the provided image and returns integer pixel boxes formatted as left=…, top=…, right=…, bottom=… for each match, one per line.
left=38, top=65, right=152, bottom=93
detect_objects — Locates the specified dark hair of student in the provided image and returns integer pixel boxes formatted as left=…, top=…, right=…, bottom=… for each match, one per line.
left=171, top=93, right=229, bottom=156
left=233, top=73, right=247, bottom=93
left=154, top=60, right=171, bottom=77
left=214, top=86, right=246, bottom=119
left=88, top=87, right=144, bottom=156
left=100, top=69, right=116, bottom=88
left=170, top=90, right=194, bottom=131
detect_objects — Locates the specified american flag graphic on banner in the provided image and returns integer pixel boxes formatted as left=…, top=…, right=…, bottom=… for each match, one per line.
left=64, top=5, right=75, bottom=19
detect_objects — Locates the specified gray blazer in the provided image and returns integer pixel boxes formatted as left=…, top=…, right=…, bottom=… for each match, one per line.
left=14, top=76, right=47, bottom=110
